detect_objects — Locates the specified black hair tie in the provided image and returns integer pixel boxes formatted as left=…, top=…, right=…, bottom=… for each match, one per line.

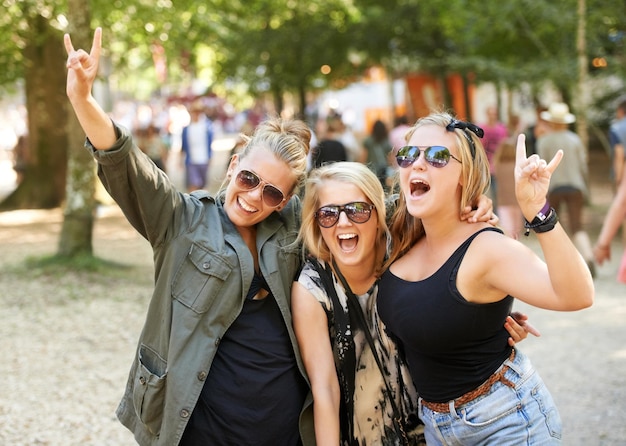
left=446, top=119, right=484, bottom=158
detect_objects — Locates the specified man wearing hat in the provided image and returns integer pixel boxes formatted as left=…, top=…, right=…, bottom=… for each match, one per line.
left=537, top=102, right=595, bottom=276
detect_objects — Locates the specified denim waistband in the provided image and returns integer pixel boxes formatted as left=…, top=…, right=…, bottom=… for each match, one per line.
left=421, top=349, right=519, bottom=413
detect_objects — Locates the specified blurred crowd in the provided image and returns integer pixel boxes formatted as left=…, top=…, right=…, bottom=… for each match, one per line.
left=3, top=92, right=626, bottom=283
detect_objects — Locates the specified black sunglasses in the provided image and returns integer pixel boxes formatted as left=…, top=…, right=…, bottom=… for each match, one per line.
left=314, top=201, right=375, bottom=228
left=395, top=145, right=462, bottom=168
left=235, top=169, right=286, bottom=207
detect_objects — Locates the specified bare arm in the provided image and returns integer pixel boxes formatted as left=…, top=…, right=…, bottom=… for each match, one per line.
left=291, top=282, right=340, bottom=445
left=594, top=172, right=626, bottom=264
left=64, top=27, right=117, bottom=149
left=474, top=134, right=594, bottom=310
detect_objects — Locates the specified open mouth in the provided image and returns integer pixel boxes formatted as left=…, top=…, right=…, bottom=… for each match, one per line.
left=337, top=233, right=358, bottom=252
left=410, top=179, right=430, bottom=197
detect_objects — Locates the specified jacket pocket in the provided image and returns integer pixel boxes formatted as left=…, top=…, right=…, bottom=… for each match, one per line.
left=132, top=345, right=167, bottom=436
left=171, top=243, right=233, bottom=313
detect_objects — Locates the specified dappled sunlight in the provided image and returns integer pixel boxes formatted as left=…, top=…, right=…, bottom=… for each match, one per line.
left=0, top=208, right=63, bottom=226
left=612, top=349, right=626, bottom=360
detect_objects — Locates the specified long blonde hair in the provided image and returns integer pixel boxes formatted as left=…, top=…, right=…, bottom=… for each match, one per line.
left=299, top=162, right=391, bottom=277
left=385, top=111, right=490, bottom=268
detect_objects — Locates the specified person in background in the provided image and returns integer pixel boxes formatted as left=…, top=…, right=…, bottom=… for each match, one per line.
left=378, top=111, right=593, bottom=445
left=312, top=115, right=348, bottom=168
left=336, top=115, right=362, bottom=163
left=12, top=131, right=29, bottom=185
left=523, top=106, right=548, bottom=158
left=181, top=101, right=213, bottom=192
left=389, top=115, right=411, bottom=151
left=597, top=94, right=626, bottom=279
left=480, top=105, right=509, bottom=206
left=137, top=124, right=168, bottom=172
left=608, top=95, right=626, bottom=186
left=494, top=136, right=523, bottom=239
left=388, top=115, right=412, bottom=189
left=362, top=119, right=393, bottom=190
left=537, top=102, right=595, bottom=276
left=65, top=28, right=315, bottom=446
left=228, top=119, right=255, bottom=161
left=593, top=159, right=626, bottom=283
left=293, top=162, right=537, bottom=445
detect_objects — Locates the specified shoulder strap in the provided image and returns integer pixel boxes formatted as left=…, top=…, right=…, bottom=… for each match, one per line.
left=332, top=260, right=409, bottom=444
left=307, top=258, right=356, bottom=443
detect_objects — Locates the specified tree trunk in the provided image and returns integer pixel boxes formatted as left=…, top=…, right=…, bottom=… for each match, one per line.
left=297, top=83, right=307, bottom=120
left=575, top=0, right=590, bottom=151
left=462, top=72, right=473, bottom=122
left=273, top=86, right=284, bottom=117
left=0, top=14, right=68, bottom=210
left=58, top=0, right=97, bottom=257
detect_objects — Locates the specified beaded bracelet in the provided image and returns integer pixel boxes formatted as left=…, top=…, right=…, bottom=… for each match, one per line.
left=524, top=206, right=559, bottom=236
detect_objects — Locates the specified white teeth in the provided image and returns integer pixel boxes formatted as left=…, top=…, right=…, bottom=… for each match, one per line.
left=238, top=196, right=257, bottom=212
left=338, top=233, right=357, bottom=239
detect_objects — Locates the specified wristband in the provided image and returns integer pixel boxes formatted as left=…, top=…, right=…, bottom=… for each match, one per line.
left=524, top=207, right=558, bottom=236
left=535, top=201, right=551, bottom=222
left=523, top=201, right=550, bottom=229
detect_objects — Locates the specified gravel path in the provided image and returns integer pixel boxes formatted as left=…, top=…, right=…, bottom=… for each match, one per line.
left=1, top=207, right=147, bottom=445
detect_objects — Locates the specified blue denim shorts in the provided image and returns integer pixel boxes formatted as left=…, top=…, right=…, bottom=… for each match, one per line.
left=419, top=349, right=562, bottom=445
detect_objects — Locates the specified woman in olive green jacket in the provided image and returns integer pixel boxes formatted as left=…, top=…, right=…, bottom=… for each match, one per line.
left=65, top=28, right=314, bottom=446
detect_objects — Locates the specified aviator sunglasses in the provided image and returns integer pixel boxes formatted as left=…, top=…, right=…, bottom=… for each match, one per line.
left=314, top=201, right=375, bottom=228
left=235, top=169, right=286, bottom=207
left=395, top=145, right=462, bottom=168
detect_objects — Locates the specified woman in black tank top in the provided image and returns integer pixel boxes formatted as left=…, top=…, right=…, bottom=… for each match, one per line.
left=378, top=112, right=594, bottom=445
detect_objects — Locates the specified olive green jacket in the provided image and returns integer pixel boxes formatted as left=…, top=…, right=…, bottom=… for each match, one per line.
left=87, top=124, right=315, bottom=445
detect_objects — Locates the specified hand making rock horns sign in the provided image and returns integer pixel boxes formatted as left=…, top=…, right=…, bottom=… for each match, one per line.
left=514, top=133, right=563, bottom=219
left=64, top=27, right=102, bottom=102
left=64, top=28, right=116, bottom=149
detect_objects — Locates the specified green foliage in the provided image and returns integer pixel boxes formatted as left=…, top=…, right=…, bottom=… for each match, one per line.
left=0, top=0, right=624, bottom=112
left=0, top=0, right=68, bottom=85
left=206, top=0, right=360, bottom=106
left=358, top=0, right=621, bottom=86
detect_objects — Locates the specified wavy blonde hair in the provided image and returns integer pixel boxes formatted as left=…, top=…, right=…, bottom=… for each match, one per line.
left=299, top=162, right=391, bottom=277
left=385, top=111, right=490, bottom=268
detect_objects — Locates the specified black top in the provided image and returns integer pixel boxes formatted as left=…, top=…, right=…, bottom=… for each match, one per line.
left=181, top=273, right=308, bottom=445
left=377, top=228, right=513, bottom=402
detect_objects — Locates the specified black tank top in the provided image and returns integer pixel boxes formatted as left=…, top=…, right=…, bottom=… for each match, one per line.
left=377, top=228, right=513, bottom=402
